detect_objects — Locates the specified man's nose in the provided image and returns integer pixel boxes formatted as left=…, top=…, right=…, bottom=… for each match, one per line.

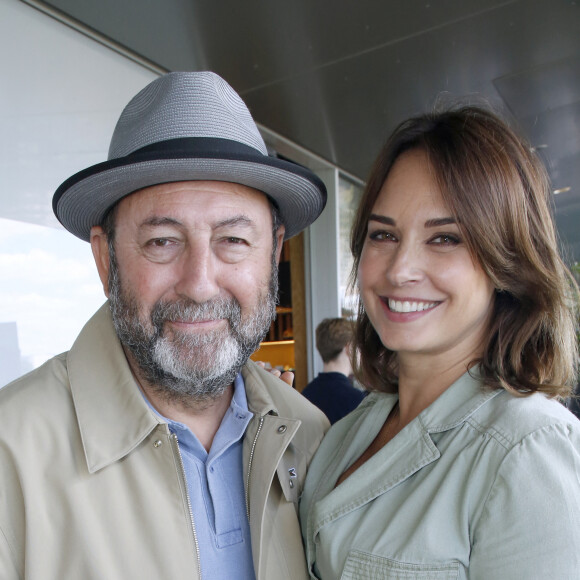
left=385, top=242, right=425, bottom=287
left=174, top=243, right=221, bottom=303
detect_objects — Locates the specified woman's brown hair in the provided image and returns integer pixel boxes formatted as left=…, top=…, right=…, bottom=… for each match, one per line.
left=350, top=105, right=579, bottom=398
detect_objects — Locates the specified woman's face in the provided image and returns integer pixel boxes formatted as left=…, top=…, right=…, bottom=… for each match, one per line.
left=358, top=149, right=495, bottom=366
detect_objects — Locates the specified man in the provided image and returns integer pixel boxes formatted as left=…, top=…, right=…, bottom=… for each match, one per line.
left=302, top=317, right=365, bottom=424
left=0, top=72, right=328, bottom=579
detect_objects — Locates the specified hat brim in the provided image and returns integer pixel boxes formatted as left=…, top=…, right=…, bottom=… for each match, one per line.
left=53, top=146, right=327, bottom=241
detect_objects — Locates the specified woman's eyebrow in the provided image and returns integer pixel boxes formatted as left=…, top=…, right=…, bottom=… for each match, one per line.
left=368, top=215, right=456, bottom=228
left=424, top=217, right=456, bottom=228
left=368, top=214, right=395, bottom=225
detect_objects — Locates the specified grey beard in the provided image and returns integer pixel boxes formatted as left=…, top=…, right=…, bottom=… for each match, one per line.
left=108, top=248, right=278, bottom=405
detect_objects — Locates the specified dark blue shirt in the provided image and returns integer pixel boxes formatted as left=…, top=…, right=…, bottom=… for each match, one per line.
left=301, top=372, right=365, bottom=424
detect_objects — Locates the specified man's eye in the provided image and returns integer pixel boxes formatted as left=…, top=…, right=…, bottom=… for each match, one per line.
left=143, top=238, right=179, bottom=255
left=141, top=237, right=182, bottom=262
left=222, top=236, right=250, bottom=246
left=149, top=238, right=171, bottom=247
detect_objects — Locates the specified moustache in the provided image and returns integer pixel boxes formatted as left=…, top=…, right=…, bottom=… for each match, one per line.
left=150, top=297, right=242, bottom=330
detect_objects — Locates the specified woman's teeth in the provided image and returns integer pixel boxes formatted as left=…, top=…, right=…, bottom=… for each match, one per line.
left=388, top=299, right=438, bottom=313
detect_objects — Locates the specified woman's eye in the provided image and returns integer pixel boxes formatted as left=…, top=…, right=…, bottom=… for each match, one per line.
left=369, top=230, right=397, bottom=242
left=430, top=234, right=460, bottom=245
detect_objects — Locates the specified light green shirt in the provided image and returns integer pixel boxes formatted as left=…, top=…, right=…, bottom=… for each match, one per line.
left=300, top=370, right=580, bottom=579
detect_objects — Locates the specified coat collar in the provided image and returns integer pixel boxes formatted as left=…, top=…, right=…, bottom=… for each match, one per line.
left=241, top=361, right=282, bottom=418
left=67, top=303, right=162, bottom=473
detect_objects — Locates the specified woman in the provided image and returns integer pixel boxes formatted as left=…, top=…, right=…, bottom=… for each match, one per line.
left=300, top=106, right=580, bottom=579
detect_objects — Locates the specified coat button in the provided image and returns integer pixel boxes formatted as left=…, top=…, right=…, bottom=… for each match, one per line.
left=277, top=425, right=287, bottom=434
left=153, top=440, right=162, bottom=448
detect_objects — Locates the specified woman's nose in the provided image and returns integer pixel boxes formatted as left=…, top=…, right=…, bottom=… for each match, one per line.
left=385, top=243, right=425, bottom=286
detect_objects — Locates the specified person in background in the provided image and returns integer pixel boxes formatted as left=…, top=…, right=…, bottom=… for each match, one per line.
left=302, top=317, right=365, bottom=424
left=567, top=383, right=580, bottom=419
left=300, top=104, right=580, bottom=579
left=0, top=71, right=329, bottom=580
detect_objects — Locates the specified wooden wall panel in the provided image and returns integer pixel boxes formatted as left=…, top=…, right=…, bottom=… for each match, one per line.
left=289, top=232, right=307, bottom=391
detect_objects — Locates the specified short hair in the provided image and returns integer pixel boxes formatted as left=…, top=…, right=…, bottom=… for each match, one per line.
left=350, top=104, right=579, bottom=398
left=316, top=318, right=354, bottom=363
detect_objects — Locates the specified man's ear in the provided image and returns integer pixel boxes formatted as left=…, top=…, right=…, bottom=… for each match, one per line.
left=274, top=225, right=286, bottom=265
left=90, top=226, right=111, bottom=297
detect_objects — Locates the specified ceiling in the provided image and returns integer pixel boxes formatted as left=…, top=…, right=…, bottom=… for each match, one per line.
left=42, top=0, right=580, bottom=263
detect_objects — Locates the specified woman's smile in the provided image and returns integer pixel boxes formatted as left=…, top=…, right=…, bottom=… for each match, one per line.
left=385, top=298, right=440, bottom=313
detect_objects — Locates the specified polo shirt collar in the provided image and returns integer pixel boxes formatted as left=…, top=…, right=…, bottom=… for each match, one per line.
left=140, top=373, right=253, bottom=462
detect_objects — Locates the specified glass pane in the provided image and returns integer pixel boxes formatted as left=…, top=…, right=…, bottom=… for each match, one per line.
left=0, top=218, right=105, bottom=387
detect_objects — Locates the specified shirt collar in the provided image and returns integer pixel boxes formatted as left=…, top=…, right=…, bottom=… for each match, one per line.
left=139, top=373, right=253, bottom=461
left=358, top=367, right=503, bottom=435
left=416, top=367, right=503, bottom=433
left=140, top=372, right=250, bottom=421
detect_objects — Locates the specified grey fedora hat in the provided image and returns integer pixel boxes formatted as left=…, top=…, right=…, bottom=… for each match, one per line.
left=53, top=71, right=327, bottom=241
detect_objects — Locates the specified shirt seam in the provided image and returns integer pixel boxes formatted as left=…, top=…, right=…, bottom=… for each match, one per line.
left=464, top=416, right=512, bottom=450
left=472, top=422, right=571, bottom=543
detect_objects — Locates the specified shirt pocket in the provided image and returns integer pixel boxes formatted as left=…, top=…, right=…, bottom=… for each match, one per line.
left=341, top=550, right=460, bottom=580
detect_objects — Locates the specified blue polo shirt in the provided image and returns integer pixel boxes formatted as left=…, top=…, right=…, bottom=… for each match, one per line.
left=143, top=375, right=255, bottom=579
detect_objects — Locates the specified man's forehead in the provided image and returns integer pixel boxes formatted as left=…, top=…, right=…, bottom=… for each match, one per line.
left=119, top=180, right=269, bottom=212
left=132, top=180, right=268, bottom=201
left=112, top=180, right=274, bottom=230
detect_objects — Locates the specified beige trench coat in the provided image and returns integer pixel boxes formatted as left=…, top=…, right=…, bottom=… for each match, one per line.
left=0, top=304, right=328, bottom=579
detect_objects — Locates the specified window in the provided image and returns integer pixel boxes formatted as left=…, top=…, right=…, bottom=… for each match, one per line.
left=0, top=0, right=157, bottom=386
